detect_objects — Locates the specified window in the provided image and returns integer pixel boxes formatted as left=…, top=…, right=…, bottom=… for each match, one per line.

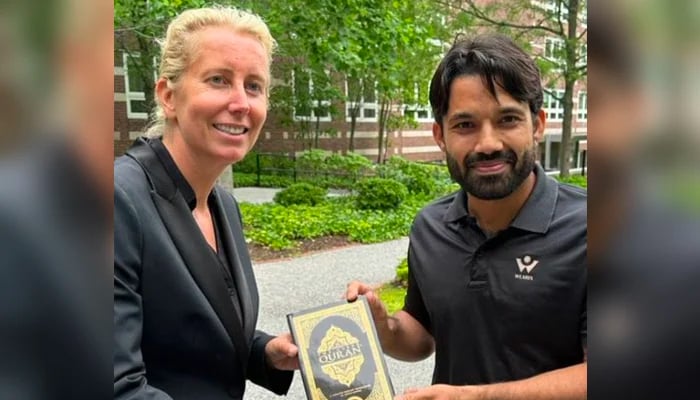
left=578, top=43, right=587, bottom=66
left=577, top=91, right=587, bottom=121
left=402, top=82, right=433, bottom=123
left=533, top=0, right=569, bottom=17
left=122, top=52, right=157, bottom=119
left=543, top=89, right=564, bottom=121
left=345, top=77, right=378, bottom=122
left=544, top=37, right=565, bottom=62
left=293, top=68, right=331, bottom=121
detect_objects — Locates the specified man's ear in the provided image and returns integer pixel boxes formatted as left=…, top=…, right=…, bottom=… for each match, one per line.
left=433, top=122, right=446, bottom=152
left=155, top=78, right=176, bottom=119
left=533, top=109, right=546, bottom=143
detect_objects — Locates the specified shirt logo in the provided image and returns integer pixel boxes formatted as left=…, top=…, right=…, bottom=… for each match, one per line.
left=515, top=255, right=539, bottom=280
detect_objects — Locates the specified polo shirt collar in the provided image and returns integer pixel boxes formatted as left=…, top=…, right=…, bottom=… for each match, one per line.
left=510, top=164, right=557, bottom=233
left=443, top=164, right=557, bottom=234
left=148, top=137, right=197, bottom=210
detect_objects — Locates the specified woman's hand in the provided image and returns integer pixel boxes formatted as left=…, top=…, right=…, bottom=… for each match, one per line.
left=264, top=333, right=299, bottom=371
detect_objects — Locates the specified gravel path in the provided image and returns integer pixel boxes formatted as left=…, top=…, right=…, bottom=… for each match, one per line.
left=244, top=237, right=434, bottom=399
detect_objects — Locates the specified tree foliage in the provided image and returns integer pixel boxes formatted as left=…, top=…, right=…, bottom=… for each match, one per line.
left=440, top=0, right=587, bottom=177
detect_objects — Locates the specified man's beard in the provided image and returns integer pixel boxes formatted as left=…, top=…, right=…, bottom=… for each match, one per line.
left=446, top=145, right=537, bottom=200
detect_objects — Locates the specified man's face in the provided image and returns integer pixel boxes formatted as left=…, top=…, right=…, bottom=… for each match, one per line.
left=433, top=75, right=544, bottom=200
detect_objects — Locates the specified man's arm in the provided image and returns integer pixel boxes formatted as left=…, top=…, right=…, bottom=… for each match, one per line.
left=397, top=362, right=587, bottom=400
left=345, top=282, right=434, bottom=361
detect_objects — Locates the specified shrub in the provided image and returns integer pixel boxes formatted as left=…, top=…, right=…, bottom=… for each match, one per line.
left=355, top=178, right=408, bottom=210
left=557, top=175, right=587, bottom=188
left=377, top=156, right=451, bottom=195
left=233, top=173, right=295, bottom=188
left=396, top=257, right=408, bottom=286
left=274, top=183, right=327, bottom=206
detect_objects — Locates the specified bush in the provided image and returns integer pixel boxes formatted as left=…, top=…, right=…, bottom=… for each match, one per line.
left=557, top=175, right=587, bottom=188
left=274, top=183, right=327, bottom=206
left=396, top=257, right=408, bottom=286
left=239, top=196, right=421, bottom=250
left=377, top=156, right=451, bottom=196
left=233, top=173, right=295, bottom=188
left=355, top=178, right=408, bottom=210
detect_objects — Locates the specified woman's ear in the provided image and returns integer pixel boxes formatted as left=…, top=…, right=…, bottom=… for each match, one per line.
left=155, top=78, right=175, bottom=119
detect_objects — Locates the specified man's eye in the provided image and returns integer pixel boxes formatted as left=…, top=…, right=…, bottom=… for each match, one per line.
left=501, top=115, right=521, bottom=124
left=454, top=121, right=475, bottom=129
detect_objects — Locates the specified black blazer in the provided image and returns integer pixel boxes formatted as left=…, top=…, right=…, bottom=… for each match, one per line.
left=114, top=139, right=292, bottom=399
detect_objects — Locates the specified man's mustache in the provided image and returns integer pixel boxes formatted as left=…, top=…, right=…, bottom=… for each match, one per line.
left=465, top=150, right=517, bottom=167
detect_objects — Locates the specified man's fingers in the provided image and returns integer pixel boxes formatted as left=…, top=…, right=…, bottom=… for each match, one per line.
left=345, top=280, right=370, bottom=301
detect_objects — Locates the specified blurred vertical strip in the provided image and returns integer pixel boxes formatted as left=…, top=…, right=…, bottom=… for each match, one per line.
left=0, top=0, right=112, bottom=398
left=588, top=0, right=700, bottom=399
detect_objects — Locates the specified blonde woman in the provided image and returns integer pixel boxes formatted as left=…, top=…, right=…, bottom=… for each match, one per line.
left=114, top=7, right=298, bottom=399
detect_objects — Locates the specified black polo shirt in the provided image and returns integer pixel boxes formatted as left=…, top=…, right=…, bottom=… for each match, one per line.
left=404, top=164, right=586, bottom=385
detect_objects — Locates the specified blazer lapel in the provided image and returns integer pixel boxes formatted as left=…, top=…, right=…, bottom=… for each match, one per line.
left=212, top=190, right=256, bottom=342
left=126, top=139, right=250, bottom=373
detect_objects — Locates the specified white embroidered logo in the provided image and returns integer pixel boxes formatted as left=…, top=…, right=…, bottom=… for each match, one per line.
left=515, top=255, right=539, bottom=280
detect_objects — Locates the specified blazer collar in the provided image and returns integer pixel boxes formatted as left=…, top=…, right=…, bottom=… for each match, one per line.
left=125, top=137, right=252, bottom=372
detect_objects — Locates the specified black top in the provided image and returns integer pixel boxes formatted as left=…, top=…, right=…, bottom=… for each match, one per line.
left=404, top=164, right=587, bottom=385
left=149, top=138, right=243, bottom=319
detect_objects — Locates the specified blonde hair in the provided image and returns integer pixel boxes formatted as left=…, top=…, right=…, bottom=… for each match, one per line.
left=144, top=5, right=276, bottom=138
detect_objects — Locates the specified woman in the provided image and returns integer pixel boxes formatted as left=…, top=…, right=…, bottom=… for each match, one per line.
left=114, top=6, right=298, bottom=399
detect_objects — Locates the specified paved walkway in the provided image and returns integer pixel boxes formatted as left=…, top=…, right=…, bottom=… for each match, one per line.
left=244, top=237, right=434, bottom=399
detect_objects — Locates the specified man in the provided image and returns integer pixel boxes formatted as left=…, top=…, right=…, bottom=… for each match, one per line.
left=346, top=34, right=586, bottom=399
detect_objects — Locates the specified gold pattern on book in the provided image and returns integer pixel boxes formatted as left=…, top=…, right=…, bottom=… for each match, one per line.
left=317, top=325, right=365, bottom=386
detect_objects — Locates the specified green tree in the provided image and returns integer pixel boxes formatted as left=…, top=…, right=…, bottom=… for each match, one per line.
left=441, top=0, right=587, bottom=177
left=114, top=0, right=206, bottom=117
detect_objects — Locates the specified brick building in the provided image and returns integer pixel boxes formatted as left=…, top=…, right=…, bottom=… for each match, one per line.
left=114, top=2, right=586, bottom=170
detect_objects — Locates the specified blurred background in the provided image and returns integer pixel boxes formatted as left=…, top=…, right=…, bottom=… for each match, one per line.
left=587, top=0, right=700, bottom=398
left=0, top=0, right=112, bottom=398
left=0, top=0, right=698, bottom=398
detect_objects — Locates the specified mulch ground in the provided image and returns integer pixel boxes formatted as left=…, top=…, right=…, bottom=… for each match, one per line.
left=248, top=235, right=355, bottom=263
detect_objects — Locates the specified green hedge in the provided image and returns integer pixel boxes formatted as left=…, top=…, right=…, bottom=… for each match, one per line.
left=355, top=178, right=409, bottom=210
left=274, top=183, right=327, bottom=206
left=557, top=175, right=587, bottom=188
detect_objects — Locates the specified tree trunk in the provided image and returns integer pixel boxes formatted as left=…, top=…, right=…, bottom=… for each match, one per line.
left=557, top=0, right=580, bottom=178
left=376, top=101, right=389, bottom=163
left=349, top=106, right=359, bottom=152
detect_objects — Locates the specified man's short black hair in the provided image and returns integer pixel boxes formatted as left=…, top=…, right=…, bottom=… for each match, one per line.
left=429, top=33, right=544, bottom=126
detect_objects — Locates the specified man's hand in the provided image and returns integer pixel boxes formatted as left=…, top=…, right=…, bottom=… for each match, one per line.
left=396, top=384, right=484, bottom=400
left=264, top=333, right=299, bottom=371
left=345, top=281, right=394, bottom=345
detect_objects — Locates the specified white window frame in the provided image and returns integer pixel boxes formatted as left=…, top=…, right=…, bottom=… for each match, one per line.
left=544, top=37, right=565, bottom=62
left=122, top=52, right=157, bottom=120
left=577, top=91, right=587, bottom=121
left=401, top=82, right=433, bottom=123
left=544, top=89, right=565, bottom=122
left=292, top=69, right=332, bottom=122
left=345, top=77, right=378, bottom=123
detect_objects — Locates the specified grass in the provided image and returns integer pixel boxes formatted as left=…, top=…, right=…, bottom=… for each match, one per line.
left=376, top=283, right=406, bottom=315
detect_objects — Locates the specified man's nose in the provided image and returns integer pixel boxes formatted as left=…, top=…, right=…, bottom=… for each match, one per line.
left=473, top=123, right=504, bottom=154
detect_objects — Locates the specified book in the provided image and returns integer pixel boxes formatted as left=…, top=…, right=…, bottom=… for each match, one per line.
left=287, top=297, right=395, bottom=400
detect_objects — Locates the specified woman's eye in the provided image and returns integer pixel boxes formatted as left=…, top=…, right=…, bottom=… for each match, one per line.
left=208, top=75, right=227, bottom=85
left=246, top=81, right=263, bottom=93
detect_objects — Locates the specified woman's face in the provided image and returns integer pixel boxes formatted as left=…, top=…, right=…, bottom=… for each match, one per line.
left=159, top=26, right=269, bottom=169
